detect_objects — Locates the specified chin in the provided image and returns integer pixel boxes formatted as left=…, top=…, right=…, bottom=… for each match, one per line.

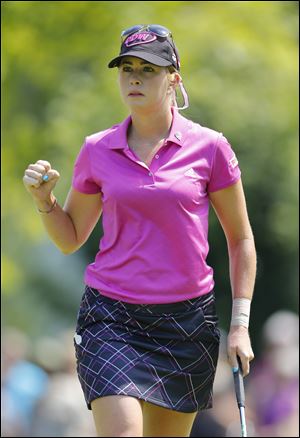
left=126, top=100, right=149, bottom=109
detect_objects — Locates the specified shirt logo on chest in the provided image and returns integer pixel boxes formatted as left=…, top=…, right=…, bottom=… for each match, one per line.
left=184, top=168, right=199, bottom=178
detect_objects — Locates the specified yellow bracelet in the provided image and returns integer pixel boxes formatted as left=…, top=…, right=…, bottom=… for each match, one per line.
left=37, top=198, right=57, bottom=214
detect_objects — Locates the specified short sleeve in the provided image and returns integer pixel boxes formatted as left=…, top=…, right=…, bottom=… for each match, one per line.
left=207, top=134, right=241, bottom=193
left=72, top=139, right=102, bottom=194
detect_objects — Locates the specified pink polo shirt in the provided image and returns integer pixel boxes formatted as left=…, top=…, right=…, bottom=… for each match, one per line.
left=72, top=108, right=241, bottom=304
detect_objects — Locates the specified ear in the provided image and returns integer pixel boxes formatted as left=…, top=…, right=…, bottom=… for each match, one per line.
left=169, top=71, right=181, bottom=87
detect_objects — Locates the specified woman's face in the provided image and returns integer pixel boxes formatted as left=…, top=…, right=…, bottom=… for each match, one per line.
left=118, top=56, right=173, bottom=112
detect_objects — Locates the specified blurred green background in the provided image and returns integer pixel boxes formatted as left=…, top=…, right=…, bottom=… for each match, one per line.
left=2, top=1, right=299, bottom=357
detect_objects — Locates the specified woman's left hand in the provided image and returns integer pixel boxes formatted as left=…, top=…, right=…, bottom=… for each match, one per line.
left=227, top=325, right=255, bottom=376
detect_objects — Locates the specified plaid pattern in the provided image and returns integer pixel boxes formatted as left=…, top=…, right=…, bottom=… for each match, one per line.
left=74, top=286, right=220, bottom=413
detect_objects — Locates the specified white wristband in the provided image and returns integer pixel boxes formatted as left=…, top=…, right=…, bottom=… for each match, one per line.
left=230, top=298, right=251, bottom=328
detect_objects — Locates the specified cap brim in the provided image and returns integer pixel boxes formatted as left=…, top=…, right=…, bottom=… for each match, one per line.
left=108, top=51, right=172, bottom=68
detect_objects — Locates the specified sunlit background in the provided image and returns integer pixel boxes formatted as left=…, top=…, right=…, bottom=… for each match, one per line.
left=2, top=1, right=299, bottom=436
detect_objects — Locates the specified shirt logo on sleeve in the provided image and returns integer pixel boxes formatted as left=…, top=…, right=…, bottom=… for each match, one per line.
left=229, top=154, right=238, bottom=169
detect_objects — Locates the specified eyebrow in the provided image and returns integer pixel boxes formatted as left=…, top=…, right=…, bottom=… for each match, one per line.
left=121, top=60, right=153, bottom=66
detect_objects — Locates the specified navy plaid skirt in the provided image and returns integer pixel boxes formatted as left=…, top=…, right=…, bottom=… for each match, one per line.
left=74, top=286, right=220, bottom=413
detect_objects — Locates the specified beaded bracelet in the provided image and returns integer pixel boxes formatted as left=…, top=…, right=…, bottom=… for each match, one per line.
left=37, top=198, right=58, bottom=214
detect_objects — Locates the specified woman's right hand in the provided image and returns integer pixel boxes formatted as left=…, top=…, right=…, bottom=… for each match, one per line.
left=23, top=160, right=60, bottom=202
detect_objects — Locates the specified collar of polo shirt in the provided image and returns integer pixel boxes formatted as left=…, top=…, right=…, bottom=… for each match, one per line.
left=108, top=107, right=191, bottom=150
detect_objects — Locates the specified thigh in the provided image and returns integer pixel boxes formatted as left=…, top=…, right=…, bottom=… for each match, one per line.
left=143, top=401, right=197, bottom=437
left=91, top=395, right=144, bottom=437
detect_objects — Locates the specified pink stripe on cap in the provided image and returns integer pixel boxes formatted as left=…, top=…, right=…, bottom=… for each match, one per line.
left=125, top=32, right=157, bottom=47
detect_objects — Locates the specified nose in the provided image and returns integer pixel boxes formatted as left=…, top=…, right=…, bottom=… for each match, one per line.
left=130, top=79, right=141, bottom=85
left=130, top=72, right=142, bottom=85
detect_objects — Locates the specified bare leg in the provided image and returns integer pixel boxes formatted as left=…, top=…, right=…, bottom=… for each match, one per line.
left=91, top=395, right=144, bottom=437
left=143, top=400, right=197, bottom=437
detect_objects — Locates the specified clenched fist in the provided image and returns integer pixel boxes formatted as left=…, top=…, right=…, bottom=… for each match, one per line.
left=23, top=160, right=60, bottom=202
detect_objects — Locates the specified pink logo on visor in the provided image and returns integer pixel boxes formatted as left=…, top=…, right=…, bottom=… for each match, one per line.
left=125, top=32, right=157, bottom=47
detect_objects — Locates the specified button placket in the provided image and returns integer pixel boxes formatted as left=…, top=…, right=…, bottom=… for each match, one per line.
left=124, top=148, right=149, bottom=171
left=123, top=143, right=165, bottom=179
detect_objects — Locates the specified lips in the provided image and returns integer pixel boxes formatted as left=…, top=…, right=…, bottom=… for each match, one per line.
left=128, top=91, right=144, bottom=96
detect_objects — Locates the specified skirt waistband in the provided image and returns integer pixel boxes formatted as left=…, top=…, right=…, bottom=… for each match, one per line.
left=86, top=286, right=215, bottom=315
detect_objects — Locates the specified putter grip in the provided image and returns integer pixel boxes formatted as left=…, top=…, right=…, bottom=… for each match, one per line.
left=233, top=357, right=245, bottom=408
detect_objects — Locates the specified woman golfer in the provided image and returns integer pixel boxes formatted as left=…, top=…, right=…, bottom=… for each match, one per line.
left=23, top=25, right=256, bottom=437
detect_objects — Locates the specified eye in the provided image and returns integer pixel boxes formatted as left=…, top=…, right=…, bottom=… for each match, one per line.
left=143, top=66, right=154, bottom=72
left=122, top=66, right=132, bottom=72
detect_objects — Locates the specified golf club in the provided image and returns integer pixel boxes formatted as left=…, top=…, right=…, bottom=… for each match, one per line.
left=233, top=356, right=247, bottom=437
